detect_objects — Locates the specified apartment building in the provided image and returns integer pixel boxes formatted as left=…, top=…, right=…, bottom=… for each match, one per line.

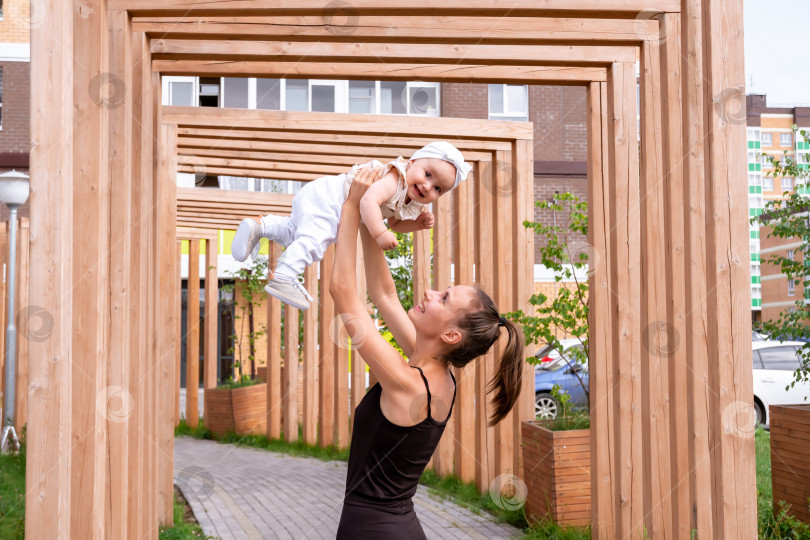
left=746, top=94, right=810, bottom=322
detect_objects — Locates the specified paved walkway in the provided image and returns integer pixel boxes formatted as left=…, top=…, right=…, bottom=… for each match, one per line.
left=174, top=437, right=523, bottom=539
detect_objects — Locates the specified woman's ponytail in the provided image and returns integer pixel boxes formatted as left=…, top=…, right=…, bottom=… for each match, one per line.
left=440, top=288, right=525, bottom=426
left=487, top=319, right=524, bottom=426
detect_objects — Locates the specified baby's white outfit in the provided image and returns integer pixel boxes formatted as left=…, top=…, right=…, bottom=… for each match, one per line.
left=263, top=158, right=426, bottom=278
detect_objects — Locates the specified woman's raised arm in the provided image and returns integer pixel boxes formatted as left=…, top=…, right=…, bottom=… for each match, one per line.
left=359, top=225, right=416, bottom=356
left=329, top=166, right=414, bottom=392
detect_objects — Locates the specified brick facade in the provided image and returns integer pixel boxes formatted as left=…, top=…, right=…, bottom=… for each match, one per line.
left=0, top=0, right=31, bottom=44
left=440, top=83, right=489, bottom=119
left=0, top=61, right=29, bottom=155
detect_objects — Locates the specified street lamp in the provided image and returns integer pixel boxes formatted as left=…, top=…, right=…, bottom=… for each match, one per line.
left=0, top=170, right=29, bottom=454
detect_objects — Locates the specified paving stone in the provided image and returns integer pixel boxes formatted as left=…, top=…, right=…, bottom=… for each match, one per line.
left=174, top=436, right=522, bottom=539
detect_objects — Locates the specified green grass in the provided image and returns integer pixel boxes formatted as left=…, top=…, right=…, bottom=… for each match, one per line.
left=158, top=493, right=210, bottom=539
left=175, top=419, right=350, bottom=462
left=0, top=444, right=26, bottom=540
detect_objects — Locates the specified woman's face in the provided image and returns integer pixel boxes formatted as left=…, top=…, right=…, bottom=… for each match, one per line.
left=404, top=158, right=456, bottom=204
left=409, top=285, right=477, bottom=341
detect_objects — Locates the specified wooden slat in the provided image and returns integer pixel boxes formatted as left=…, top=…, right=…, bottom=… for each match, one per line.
left=69, top=2, right=109, bottom=534
left=158, top=122, right=178, bottom=525
left=0, top=225, right=5, bottom=418
left=512, top=138, right=535, bottom=479
left=303, top=264, right=318, bottom=445
left=204, top=237, right=218, bottom=391
left=474, top=160, right=495, bottom=491
left=114, top=0, right=682, bottom=16
left=165, top=105, right=534, bottom=141
left=432, top=182, right=454, bottom=477
left=658, top=12, right=690, bottom=536
left=492, top=150, right=514, bottom=478
left=186, top=239, right=200, bottom=427
left=155, top=60, right=603, bottom=84
left=175, top=240, right=182, bottom=428
left=335, top=300, right=350, bottom=448
left=283, top=305, right=299, bottom=442
left=698, top=1, right=756, bottom=537
left=267, top=242, right=283, bottom=440
left=588, top=80, right=616, bottom=536
left=639, top=38, right=672, bottom=540
left=26, top=0, right=73, bottom=535
left=107, top=11, right=133, bottom=539
left=318, top=246, right=336, bottom=447
left=606, top=62, right=642, bottom=537
left=135, top=15, right=656, bottom=43
left=152, top=40, right=636, bottom=64
left=178, top=128, right=515, bottom=152
left=453, top=169, right=476, bottom=484
left=350, top=238, right=367, bottom=433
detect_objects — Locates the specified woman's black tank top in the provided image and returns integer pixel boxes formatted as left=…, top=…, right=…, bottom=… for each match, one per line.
left=343, top=366, right=457, bottom=512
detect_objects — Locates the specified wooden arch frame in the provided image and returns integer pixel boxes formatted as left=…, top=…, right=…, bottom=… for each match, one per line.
left=29, top=2, right=753, bottom=539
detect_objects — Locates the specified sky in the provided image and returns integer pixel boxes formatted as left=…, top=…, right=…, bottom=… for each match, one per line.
left=744, top=0, right=810, bottom=107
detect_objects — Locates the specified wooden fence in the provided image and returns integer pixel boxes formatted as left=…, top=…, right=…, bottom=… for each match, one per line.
left=27, top=2, right=754, bottom=538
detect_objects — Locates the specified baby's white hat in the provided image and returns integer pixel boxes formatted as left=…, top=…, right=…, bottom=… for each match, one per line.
left=410, top=141, right=472, bottom=190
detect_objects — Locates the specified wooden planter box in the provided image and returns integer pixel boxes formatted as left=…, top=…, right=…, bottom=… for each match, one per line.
left=770, top=404, right=810, bottom=524
left=204, top=383, right=267, bottom=437
left=522, top=420, right=590, bottom=527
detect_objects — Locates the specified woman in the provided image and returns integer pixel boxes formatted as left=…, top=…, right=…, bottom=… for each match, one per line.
left=330, top=164, right=525, bottom=539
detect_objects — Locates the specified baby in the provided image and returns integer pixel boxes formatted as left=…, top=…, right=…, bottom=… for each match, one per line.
left=231, top=141, right=472, bottom=311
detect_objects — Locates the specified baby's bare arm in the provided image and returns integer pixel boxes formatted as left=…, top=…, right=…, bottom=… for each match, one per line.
left=358, top=169, right=399, bottom=240
left=388, top=218, right=424, bottom=233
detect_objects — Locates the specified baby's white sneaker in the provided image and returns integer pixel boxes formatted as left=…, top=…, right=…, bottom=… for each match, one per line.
left=264, top=273, right=313, bottom=310
left=232, top=218, right=262, bottom=262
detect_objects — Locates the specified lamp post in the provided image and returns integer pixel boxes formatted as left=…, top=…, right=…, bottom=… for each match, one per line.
left=0, top=170, right=29, bottom=454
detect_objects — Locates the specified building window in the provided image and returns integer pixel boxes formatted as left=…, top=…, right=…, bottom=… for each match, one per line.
left=762, top=132, right=773, bottom=147
left=349, top=81, right=376, bottom=114
left=787, top=250, right=794, bottom=261
left=222, top=78, right=249, bottom=109
left=783, top=177, right=794, bottom=190
left=257, top=79, right=281, bottom=110
left=761, top=154, right=771, bottom=167
left=780, top=132, right=793, bottom=147
left=488, top=84, right=529, bottom=122
left=763, top=176, right=774, bottom=191
left=788, top=278, right=795, bottom=296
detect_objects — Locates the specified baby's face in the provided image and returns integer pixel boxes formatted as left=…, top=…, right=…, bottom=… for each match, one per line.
left=404, top=157, right=457, bottom=204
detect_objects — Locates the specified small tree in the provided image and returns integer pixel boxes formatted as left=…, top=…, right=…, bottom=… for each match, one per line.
left=220, top=255, right=268, bottom=387
left=508, top=192, right=590, bottom=414
left=753, top=125, right=810, bottom=390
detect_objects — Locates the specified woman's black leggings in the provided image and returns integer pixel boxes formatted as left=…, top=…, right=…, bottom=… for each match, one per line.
left=336, top=501, right=427, bottom=539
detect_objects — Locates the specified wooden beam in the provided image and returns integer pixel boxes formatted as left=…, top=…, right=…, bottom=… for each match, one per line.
left=283, top=306, right=299, bottom=442
left=113, top=0, right=681, bottom=17
left=155, top=60, right=604, bottom=84
left=177, top=128, right=516, bottom=152
left=166, top=105, right=533, bottom=140
left=152, top=40, right=636, bottom=65
left=204, top=237, right=218, bottom=392
left=302, top=264, right=318, bottom=445
left=318, top=246, right=336, bottom=447
left=135, top=15, right=657, bottom=44
left=266, top=243, right=283, bottom=440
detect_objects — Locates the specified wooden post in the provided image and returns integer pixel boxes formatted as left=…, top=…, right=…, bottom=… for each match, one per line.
left=587, top=80, right=616, bottom=537
left=283, top=305, right=299, bottom=442
left=107, top=10, right=133, bottom=539
left=26, top=0, right=74, bottom=536
left=204, top=238, right=218, bottom=393
left=431, top=182, right=454, bottom=476
left=302, top=264, right=318, bottom=445
left=267, top=242, right=283, bottom=439
left=318, top=246, right=336, bottom=447
left=175, top=240, right=182, bottom=428
left=158, top=122, right=178, bottom=526
left=186, top=239, right=200, bottom=427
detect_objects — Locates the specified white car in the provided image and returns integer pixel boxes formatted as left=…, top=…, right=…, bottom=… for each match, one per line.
left=752, top=340, right=810, bottom=426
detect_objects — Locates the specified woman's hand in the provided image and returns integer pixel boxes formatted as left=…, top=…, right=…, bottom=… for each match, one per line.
left=346, top=164, right=383, bottom=206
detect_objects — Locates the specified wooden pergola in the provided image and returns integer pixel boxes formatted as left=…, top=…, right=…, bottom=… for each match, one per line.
left=29, top=2, right=754, bottom=539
